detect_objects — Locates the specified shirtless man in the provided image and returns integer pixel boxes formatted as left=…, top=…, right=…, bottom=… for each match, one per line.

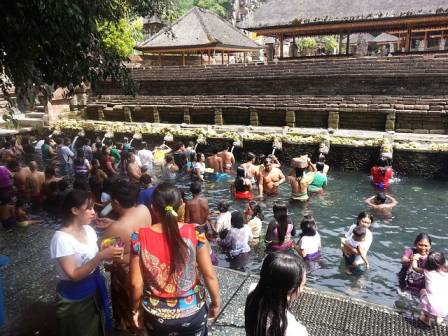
left=365, top=193, right=398, bottom=219
left=8, top=160, right=32, bottom=200
left=126, top=153, right=141, bottom=184
left=26, top=161, right=45, bottom=209
left=206, top=149, right=223, bottom=173
left=185, top=181, right=210, bottom=228
left=218, top=145, right=235, bottom=174
left=258, top=157, right=285, bottom=197
left=102, top=180, right=151, bottom=332
left=240, top=152, right=259, bottom=185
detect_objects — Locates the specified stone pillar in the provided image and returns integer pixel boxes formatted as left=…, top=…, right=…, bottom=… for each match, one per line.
left=98, top=107, right=104, bottom=121
left=328, top=111, right=339, bottom=130
left=250, top=109, right=259, bottom=126
left=153, top=106, right=160, bottom=123
left=183, top=107, right=191, bottom=124
left=124, top=106, right=132, bottom=122
left=214, top=108, right=223, bottom=125
left=285, top=110, right=295, bottom=128
left=385, top=112, right=396, bottom=132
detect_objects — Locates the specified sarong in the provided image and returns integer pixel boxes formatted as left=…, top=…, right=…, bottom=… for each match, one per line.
left=56, top=268, right=112, bottom=336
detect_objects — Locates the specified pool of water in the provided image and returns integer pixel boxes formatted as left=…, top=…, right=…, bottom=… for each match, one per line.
left=176, top=169, right=448, bottom=308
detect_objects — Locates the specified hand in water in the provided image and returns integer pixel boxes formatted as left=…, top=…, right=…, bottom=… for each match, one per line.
left=95, top=217, right=115, bottom=229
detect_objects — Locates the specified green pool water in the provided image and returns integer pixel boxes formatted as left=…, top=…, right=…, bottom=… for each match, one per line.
left=176, top=169, right=448, bottom=308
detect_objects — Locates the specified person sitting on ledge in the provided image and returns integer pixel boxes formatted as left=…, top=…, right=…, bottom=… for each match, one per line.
left=365, top=192, right=398, bottom=219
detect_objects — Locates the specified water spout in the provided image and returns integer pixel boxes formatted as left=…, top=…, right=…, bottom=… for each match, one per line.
left=230, top=140, right=243, bottom=153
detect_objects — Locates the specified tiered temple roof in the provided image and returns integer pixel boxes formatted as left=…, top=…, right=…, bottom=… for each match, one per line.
left=136, top=7, right=261, bottom=54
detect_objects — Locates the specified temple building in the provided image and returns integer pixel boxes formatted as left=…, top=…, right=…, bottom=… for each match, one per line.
left=240, top=0, right=448, bottom=57
left=135, top=7, right=261, bottom=66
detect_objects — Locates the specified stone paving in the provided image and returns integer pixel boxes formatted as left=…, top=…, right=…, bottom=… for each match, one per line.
left=1, top=224, right=447, bottom=336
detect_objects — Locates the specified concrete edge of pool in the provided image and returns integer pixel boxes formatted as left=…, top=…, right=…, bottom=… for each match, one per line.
left=1, top=227, right=447, bottom=336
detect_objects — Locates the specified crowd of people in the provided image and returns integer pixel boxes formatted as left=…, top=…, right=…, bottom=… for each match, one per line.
left=1, top=133, right=447, bottom=335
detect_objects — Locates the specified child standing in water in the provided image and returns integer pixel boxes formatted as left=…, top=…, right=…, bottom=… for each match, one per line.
left=295, top=215, right=321, bottom=261
left=412, top=251, right=448, bottom=326
left=221, top=211, right=252, bottom=271
left=246, top=201, right=264, bottom=246
left=341, top=226, right=370, bottom=274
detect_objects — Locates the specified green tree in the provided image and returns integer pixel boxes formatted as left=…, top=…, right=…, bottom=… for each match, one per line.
left=0, top=0, right=172, bottom=96
left=98, top=18, right=144, bottom=58
left=298, top=37, right=317, bottom=50
left=324, top=36, right=338, bottom=54
left=172, top=0, right=232, bottom=19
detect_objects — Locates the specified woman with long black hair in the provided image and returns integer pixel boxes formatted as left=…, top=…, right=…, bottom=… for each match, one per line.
left=129, top=182, right=220, bottom=335
left=50, top=189, right=123, bottom=335
left=265, top=203, right=296, bottom=252
left=245, top=252, right=308, bottom=336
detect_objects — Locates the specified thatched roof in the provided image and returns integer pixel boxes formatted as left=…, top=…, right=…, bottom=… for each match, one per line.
left=136, top=7, right=261, bottom=53
left=372, top=32, right=399, bottom=43
left=342, top=33, right=375, bottom=44
left=241, top=0, right=448, bottom=30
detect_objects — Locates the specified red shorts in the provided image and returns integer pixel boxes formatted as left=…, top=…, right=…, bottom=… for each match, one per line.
left=235, top=191, right=252, bottom=200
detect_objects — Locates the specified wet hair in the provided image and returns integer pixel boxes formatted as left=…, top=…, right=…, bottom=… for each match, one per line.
left=218, top=200, right=230, bottom=213
left=377, top=157, right=389, bottom=176
left=425, top=252, right=446, bottom=272
left=189, top=152, right=197, bottom=162
left=55, top=137, right=63, bottom=145
left=300, top=215, right=317, bottom=237
left=414, top=232, right=432, bottom=246
left=197, top=152, right=205, bottom=161
left=316, top=162, right=325, bottom=172
left=294, top=167, right=305, bottom=180
left=190, top=181, right=202, bottom=195
left=245, top=252, right=306, bottom=336
left=317, top=153, right=326, bottom=163
left=140, top=174, right=152, bottom=185
left=356, top=212, right=374, bottom=226
left=263, top=157, right=273, bottom=166
left=352, top=226, right=366, bottom=239
left=212, top=148, right=219, bottom=155
left=84, top=138, right=91, bottom=146
left=250, top=202, right=264, bottom=220
left=231, top=211, right=244, bottom=229
left=235, top=167, right=248, bottom=192
left=74, top=149, right=86, bottom=166
left=151, top=183, right=187, bottom=276
left=375, top=192, right=387, bottom=204
left=63, top=137, right=71, bottom=146
left=246, top=152, right=256, bottom=162
left=111, top=180, right=138, bottom=208
left=60, top=189, right=93, bottom=224
left=273, top=203, right=289, bottom=244
left=165, top=154, right=174, bottom=163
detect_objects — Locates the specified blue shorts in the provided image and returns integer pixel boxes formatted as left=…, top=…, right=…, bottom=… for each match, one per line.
left=208, top=172, right=231, bottom=182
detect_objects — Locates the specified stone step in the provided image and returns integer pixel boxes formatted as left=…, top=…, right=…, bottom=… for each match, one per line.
left=16, top=116, right=45, bottom=128
left=25, top=112, right=45, bottom=119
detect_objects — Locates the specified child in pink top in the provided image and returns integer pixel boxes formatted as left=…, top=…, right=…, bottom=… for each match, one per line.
left=412, top=251, right=448, bottom=326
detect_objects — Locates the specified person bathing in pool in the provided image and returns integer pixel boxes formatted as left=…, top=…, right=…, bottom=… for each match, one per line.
left=365, top=192, right=398, bottom=219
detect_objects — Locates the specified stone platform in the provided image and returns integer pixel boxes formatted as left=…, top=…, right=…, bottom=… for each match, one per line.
left=0, top=225, right=447, bottom=336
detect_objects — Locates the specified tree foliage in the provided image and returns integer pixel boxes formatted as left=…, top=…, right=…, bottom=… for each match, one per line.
left=98, top=18, right=144, bottom=59
left=0, top=0, right=172, bottom=95
left=324, top=36, right=338, bottom=54
left=172, top=0, right=232, bottom=19
left=298, top=37, right=317, bottom=50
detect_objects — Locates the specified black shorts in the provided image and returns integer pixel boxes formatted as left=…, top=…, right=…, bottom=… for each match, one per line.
left=143, top=304, right=208, bottom=336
